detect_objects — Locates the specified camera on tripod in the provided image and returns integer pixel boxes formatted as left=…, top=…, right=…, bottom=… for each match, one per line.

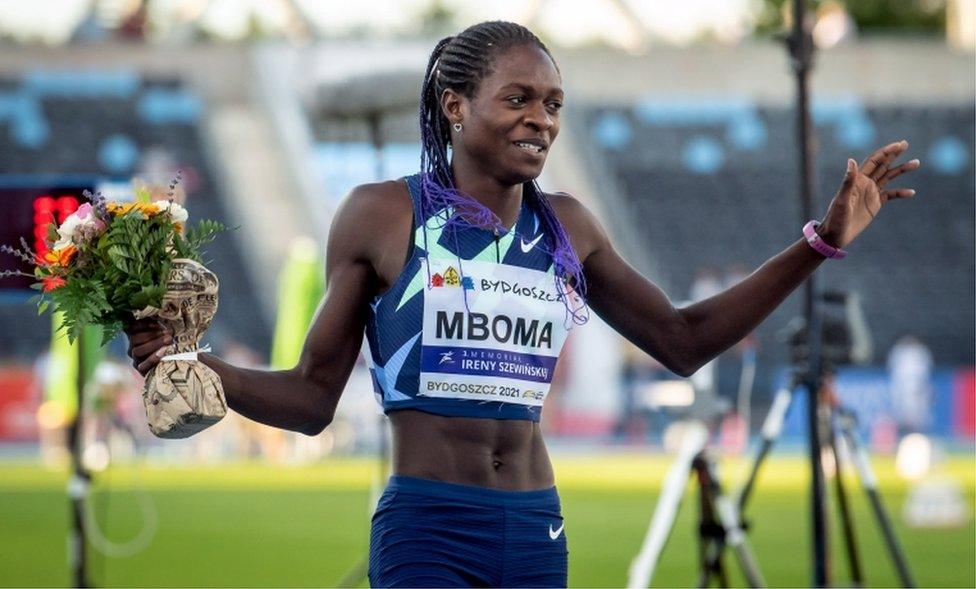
left=784, top=290, right=872, bottom=373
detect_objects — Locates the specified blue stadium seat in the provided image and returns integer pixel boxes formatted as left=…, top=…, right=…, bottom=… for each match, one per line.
left=582, top=101, right=975, bottom=401
left=0, top=72, right=270, bottom=359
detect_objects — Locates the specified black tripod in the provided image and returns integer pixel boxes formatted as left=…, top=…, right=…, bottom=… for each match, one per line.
left=686, top=284, right=915, bottom=588
left=691, top=450, right=765, bottom=588
left=628, top=386, right=766, bottom=588
left=833, top=405, right=916, bottom=587
left=735, top=342, right=916, bottom=587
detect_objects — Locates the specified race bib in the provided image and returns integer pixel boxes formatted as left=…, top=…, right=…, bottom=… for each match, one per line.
left=418, top=257, right=573, bottom=407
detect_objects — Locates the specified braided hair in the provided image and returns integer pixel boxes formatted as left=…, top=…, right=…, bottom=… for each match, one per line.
left=418, top=20, right=588, bottom=325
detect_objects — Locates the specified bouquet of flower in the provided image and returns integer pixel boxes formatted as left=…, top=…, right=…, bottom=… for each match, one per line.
left=1, top=175, right=231, bottom=438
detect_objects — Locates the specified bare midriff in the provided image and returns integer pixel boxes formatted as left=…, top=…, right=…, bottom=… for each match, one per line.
left=389, top=409, right=555, bottom=491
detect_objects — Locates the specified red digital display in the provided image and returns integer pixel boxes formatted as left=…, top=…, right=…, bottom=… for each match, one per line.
left=28, top=195, right=79, bottom=258
left=0, top=184, right=92, bottom=292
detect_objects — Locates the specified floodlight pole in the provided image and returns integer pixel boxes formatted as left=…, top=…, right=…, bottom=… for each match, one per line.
left=787, top=0, right=830, bottom=585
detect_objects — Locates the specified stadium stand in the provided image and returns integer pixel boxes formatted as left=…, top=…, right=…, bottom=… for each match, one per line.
left=580, top=99, right=975, bottom=401
left=0, top=70, right=270, bottom=359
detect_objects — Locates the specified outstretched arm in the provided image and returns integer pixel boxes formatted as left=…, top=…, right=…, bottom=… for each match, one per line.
left=202, top=188, right=383, bottom=435
left=563, top=140, right=919, bottom=376
left=126, top=185, right=385, bottom=435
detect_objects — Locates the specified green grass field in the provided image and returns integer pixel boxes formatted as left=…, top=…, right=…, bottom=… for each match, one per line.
left=1, top=454, right=973, bottom=587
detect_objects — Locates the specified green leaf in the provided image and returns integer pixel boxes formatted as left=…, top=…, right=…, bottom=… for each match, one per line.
left=23, top=210, right=229, bottom=335
left=130, top=283, right=165, bottom=310
left=101, top=323, right=121, bottom=347
left=135, top=186, right=151, bottom=204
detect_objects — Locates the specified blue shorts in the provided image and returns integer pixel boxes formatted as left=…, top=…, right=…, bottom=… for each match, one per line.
left=368, top=475, right=568, bottom=588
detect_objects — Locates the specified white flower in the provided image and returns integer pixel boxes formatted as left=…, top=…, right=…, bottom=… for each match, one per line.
left=55, top=203, right=106, bottom=246
left=56, top=213, right=84, bottom=243
left=156, top=200, right=189, bottom=224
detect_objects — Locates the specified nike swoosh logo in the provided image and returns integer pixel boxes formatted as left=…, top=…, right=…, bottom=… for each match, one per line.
left=521, top=234, right=543, bottom=253
left=549, top=524, right=564, bottom=540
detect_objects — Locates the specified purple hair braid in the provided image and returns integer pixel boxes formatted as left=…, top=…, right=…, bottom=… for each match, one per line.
left=417, top=22, right=589, bottom=325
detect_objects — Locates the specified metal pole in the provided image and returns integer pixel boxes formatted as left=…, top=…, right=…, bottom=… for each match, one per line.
left=67, top=329, right=92, bottom=588
left=838, top=409, right=917, bottom=588
left=829, top=414, right=864, bottom=586
left=787, top=0, right=830, bottom=584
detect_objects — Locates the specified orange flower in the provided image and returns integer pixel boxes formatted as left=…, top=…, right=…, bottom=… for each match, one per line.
left=42, top=245, right=78, bottom=267
left=42, top=276, right=67, bottom=292
left=108, top=202, right=160, bottom=216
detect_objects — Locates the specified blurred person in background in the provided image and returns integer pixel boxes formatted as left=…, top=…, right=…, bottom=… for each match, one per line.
left=687, top=267, right=723, bottom=400
left=218, top=339, right=289, bottom=462
left=689, top=266, right=723, bottom=303
left=721, top=262, right=758, bottom=451
left=30, top=350, right=66, bottom=467
left=613, top=339, right=666, bottom=442
left=122, top=20, right=921, bottom=588
left=888, top=334, right=934, bottom=438
left=82, top=358, right=144, bottom=467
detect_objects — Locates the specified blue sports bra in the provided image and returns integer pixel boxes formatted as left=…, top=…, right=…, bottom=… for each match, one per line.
left=362, top=174, right=576, bottom=422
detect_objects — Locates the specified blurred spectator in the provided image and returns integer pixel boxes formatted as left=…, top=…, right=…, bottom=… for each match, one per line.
left=721, top=263, right=758, bottom=358
left=31, top=351, right=67, bottom=467
left=722, top=263, right=748, bottom=288
left=613, top=340, right=662, bottom=442
left=82, top=357, right=143, bottom=469
left=888, top=334, right=934, bottom=437
left=690, top=267, right=722, bottom=303
left=721, top=263, right=758, bottom=446
left=218, top=339, right=284, bottom=462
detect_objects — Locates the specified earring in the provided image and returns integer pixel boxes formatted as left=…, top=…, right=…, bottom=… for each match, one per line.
left=453, top=122, right=463, bottom=133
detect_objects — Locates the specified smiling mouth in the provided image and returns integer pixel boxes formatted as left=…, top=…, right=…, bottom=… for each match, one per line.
left=514, top=141, right=546, bottom=154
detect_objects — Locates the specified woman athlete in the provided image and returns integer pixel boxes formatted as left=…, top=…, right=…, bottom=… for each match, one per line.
left=124, top=21, right=920, bottom=588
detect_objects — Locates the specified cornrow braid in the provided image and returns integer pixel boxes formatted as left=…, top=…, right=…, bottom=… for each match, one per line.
left=417, top=20, right=588, bottom=325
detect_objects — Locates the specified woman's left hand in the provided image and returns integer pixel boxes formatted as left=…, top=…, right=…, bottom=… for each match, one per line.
left=817, top=140, right=921, bottom=249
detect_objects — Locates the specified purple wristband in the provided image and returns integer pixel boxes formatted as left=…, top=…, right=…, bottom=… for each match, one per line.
left=803, top=220, right=847, bottom=259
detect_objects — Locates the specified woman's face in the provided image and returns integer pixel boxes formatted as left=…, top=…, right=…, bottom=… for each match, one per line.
left=444, top=43, right=563, bottom=186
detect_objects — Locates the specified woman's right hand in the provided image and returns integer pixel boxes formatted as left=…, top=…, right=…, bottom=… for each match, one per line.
left=123, top=318, right=174, bottom=377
